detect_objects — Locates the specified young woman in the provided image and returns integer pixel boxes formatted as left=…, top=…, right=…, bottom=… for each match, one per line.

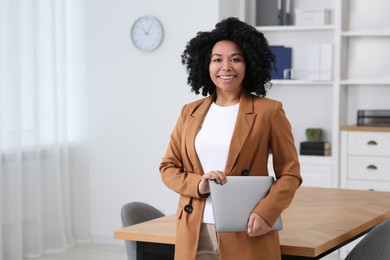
left=160, top=17, right=302, bottom=260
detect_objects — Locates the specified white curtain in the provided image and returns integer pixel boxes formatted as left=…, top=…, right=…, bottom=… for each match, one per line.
left=0, top=0, right=90, bottom=259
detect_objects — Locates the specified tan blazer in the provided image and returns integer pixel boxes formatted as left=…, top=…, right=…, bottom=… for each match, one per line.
left=160, top=91, right=302, bottom=260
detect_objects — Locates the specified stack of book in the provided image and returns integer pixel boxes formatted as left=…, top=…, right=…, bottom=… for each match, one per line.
left=300, top=141, right=331, bottom=156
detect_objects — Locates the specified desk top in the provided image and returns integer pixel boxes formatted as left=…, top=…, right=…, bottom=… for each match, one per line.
left=114, top=187, right=390, bottom=257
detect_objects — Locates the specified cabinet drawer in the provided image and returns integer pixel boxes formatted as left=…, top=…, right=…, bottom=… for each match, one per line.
left=347, top=131, right=390, bottom=156
left=347, top=180, right=390, bottom=192
left=300, top=164, right=333, bottom=188
left=348, top=156, right=390, bottom=181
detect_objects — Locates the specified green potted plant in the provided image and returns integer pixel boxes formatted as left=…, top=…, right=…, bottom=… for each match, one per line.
left=305, top=128, right=323, bottom=142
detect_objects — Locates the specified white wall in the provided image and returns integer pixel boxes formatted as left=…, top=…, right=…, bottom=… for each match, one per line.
left=86, top=0, right=240, bottom=244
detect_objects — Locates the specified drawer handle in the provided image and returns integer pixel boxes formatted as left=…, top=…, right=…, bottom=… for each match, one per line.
left=366, top=164, right=378, bottom=170
left=367, top=140, right=378, bottom=146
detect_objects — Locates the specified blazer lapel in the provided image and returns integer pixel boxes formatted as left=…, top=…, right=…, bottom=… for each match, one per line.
left=225, top=92, right=256, bottom=175
left=185, top=96, right=214, bottom=175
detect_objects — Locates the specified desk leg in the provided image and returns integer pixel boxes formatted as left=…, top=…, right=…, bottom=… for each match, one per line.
left=137, top=242, right=174, bottom=260
left=137, top=242, right=144, bottom=260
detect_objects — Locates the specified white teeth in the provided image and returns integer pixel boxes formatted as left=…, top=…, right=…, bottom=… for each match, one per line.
left=219, top=76, right=234, bottom=80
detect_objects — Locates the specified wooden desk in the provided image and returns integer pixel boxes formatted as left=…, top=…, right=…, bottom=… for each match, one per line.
left=114, top=187, right=390, bottom=259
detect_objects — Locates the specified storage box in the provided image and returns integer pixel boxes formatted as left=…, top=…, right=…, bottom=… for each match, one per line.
left=295, top=9, right=331, bottom=26
left=357, top=110, right=390, bottom=126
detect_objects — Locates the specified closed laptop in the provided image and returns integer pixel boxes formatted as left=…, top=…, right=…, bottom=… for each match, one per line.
left=209, top=176, right=283, bottom=232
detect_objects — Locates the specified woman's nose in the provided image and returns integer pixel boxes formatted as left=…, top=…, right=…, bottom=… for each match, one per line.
left=222, top=61, right=232, bottom=71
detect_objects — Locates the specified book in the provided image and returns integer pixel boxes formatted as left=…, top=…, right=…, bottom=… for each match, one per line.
left=308, top=44, right=320, bottom=80
left=300, top=141, right=331, bottom=150
left=282, top=0, right=292, bottom=25
left=300, top=148, right=331, bottom=156
left=308, top=43, right=333, bottom=81
left=270, top=46, right=292, bottom=80
left=300, top=141, right=331, bottom=156
left=256, top=0, right=292, bottom=26
left=319, top=43, right=332, bottom=81
left=256, top=0, right=282, bottom=26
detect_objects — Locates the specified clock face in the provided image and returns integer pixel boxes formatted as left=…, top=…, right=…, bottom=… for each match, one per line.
left=131, top=16, right=164, bottom=52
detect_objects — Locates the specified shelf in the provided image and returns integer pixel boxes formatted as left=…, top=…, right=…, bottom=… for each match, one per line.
left=341, top=30, right=390, bottom=37
left=340, top=79, right=390, bottom=85
left=271, top=80, right=333, bottom=86
left=256, top=25, right=334, bottom=32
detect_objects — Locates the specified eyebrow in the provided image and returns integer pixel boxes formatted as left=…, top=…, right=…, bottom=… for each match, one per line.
left=211, top=53, right=243, bottom=57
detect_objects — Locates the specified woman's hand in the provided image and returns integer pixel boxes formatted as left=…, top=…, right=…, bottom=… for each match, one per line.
left=198, top=171, right=227, bottom=195
left=247, top=212, right=272, bottom=237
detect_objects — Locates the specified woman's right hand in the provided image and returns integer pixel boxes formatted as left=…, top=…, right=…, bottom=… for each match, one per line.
left=198, top=171, right=227, bottom=195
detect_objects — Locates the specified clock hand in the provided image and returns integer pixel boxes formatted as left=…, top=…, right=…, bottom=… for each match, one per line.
left=146, top=21, right=154, bottom=33
left=140, top=26, right=148, bottom=35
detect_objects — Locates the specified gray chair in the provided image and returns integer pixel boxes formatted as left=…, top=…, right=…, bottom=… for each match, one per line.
left=121, top=202, right=165, bottom=260
left=345, top=218, right=390, bottom=260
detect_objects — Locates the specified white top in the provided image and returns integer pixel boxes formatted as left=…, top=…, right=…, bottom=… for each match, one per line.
left=195, top=102, right=239, bottom=223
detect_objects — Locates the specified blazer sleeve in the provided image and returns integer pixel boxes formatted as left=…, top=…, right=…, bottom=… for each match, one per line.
left=253, top=101, right=302, bottom=227
left=159, top=105, right=204, bottom=199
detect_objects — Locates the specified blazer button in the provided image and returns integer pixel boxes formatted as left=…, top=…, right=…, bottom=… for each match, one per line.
left=184, top=205, right=193, bottom=214
left=241, top=169, right=250, bottom=176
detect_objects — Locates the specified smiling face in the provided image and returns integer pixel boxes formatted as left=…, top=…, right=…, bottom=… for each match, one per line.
left=209, top=40, right=246, bottom=95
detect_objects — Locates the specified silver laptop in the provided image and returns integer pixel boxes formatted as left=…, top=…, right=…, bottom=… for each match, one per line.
left=209, top=176, right=283, bottom=232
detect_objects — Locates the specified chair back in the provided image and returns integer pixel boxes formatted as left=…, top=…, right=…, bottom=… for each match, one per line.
left=345, top=218, right=390, bottom=260
left=121, top=201, right=164, bottom=227
left=121, top=202, right=165, bottom=260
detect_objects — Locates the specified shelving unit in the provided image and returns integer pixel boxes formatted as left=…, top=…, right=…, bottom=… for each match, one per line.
left=271, top=80, right=333, bottom=86
left=341, top=31, right=390, bottom=37
left=251, top=0, right=390, bottom=189
left=338, top=0, right=390, bottom=129
left=258, top=25, right=334, bottom=32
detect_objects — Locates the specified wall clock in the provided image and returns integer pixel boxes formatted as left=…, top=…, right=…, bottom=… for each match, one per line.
left=131, top=16, right=164, bottom=52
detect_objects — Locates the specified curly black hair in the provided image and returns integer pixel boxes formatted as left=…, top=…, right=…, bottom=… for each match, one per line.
left=181, top=17, right=275, bottom=97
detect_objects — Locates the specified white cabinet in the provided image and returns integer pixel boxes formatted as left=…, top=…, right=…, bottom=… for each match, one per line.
left=248, top=0, right=390, bottom=189
left=297, top=156, right=334, bottom=187
left=268, top=155, right=333, bottom=188
left=340, top=126, right=390, bottom=191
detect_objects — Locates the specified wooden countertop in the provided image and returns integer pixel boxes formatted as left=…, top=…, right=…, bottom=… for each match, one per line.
left=341, top=125, right=390, bottom=132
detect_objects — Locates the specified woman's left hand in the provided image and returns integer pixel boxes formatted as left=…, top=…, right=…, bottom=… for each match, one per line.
left=247, top=212, right=272, bottom=237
